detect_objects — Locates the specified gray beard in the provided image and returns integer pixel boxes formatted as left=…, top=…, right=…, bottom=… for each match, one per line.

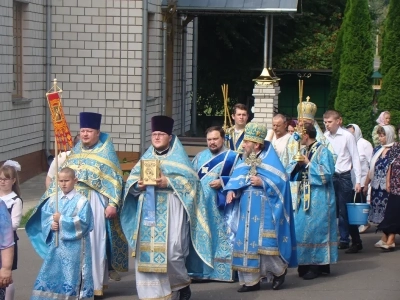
left=242, top=145, right=255, bottom=160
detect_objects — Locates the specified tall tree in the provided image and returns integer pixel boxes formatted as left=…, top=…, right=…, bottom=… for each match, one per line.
left=335, top=0, right=374, bottom=136
left=328, top=0, right=351, bottom=109
left=377, top=0, right=400, bottom=127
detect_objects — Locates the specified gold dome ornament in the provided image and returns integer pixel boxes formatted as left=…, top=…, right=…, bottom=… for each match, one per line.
left=253, top=68, right=280, bottom=86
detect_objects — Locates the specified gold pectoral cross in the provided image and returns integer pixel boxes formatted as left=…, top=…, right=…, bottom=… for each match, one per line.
left=245, top=152, right=262, bottom=177
left=302, top=172, right=310, bottom=211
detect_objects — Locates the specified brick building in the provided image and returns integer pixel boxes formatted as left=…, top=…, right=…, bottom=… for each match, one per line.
left=0, top=0, right=298, bottom=182
left=1, top=0, right=193, bottom=182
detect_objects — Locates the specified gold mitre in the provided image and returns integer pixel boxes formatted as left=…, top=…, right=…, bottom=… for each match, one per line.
left=297, top=97, right=317, bottom=120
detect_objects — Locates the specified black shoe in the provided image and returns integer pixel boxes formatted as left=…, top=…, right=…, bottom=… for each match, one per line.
left=319, top=264, right=330, bottom=274
left=345, top=243, right=362, bottom=254
left=272, top=269, right=287, bottom=290
left=179, top=285, right=191, bottom=300
left=338, top=242, right=349, bottom=249
left=303, top=266, right=320, bottom=280
left=298, top=265, right=309, bottom=277
left=237, top=282, right=260, bottom=293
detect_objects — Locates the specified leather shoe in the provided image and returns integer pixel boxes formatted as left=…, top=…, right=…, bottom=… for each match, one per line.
left=179, top=285, right=191, bottom=300
left=237, top=282, right=260, bottom=293
left=298, top=265, right=309, bottom=277
left=338, top=242, right=349, bottom=249
left=272, top=269, right=287, bottom=290
left=345, top=243, right=362, bottom=254
left=303, top=266, right=320, bottom=280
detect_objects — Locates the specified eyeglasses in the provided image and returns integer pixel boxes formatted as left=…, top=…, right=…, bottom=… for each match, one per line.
left=151, top=133, right=168, bottom=138
left=0, top=178, right=12, bottom=182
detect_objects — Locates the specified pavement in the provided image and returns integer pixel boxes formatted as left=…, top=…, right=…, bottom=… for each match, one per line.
left=13, top=173, right=400, bottom=299
left=20, top=172, right=47, bottom=216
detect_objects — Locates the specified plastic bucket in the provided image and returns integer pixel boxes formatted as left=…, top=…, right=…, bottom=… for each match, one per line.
left=346, top=203, right=370, bottom=225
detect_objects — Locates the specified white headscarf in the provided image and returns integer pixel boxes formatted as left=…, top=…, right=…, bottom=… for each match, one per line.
left=368, top=125, right=395, bottom=180
left=348, top=124, right=363, bottom=142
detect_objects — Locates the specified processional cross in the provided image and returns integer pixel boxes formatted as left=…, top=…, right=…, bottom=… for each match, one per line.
left=245, top=152, right=262, bottom=177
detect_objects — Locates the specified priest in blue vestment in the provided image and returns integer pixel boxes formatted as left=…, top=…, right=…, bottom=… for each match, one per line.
left=190, top=126, right=240, bottom=282
left=286, top=123, right=338, bottom=280
left=121, top=116, right=215, bottom=300
left=28, top=112, right=128, bottom=297
left=224, top=122, right=297, bottom=293
left=27, top=167, right=94, bottom=300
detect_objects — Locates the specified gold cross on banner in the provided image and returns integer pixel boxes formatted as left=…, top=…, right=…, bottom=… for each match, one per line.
left=245, top=152, right=261, bottom=176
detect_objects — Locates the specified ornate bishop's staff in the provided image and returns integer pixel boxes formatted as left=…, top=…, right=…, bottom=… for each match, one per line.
left=293, top=79, right=305, bottom=162
left=221, top=84, right=232, bottom=131
left=46, top=79, right=73, bottom=246
left=293, top=74, right=311, bottom=162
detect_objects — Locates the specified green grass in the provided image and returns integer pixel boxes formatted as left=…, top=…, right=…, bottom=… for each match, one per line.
left=19, top=207, right=35, bottom=228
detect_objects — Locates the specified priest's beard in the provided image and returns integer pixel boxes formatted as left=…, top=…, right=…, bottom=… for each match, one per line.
left=242, top=144, right=255, bottom=160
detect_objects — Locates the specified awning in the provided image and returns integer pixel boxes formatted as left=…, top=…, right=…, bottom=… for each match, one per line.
left=161, top=0, right=299, bottom=15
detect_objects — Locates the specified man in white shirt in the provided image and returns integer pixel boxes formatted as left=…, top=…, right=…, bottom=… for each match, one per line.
left=266, top=114, right=291, bottom=163
left=324, top=110, right=362, bottom=254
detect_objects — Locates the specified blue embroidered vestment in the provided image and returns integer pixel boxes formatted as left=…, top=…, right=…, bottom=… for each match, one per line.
left=189, top=148, right=239, bottom=281
left=120, top=136, right=214, bottom=273
left=224, top=142, right=297, bottom=272
left=286, top=143, right=338, bottom=265
left=27, top=193, right=94, bottom=300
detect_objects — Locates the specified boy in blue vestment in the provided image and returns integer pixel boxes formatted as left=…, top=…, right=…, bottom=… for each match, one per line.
left=27, top=167, right=94, bottom=300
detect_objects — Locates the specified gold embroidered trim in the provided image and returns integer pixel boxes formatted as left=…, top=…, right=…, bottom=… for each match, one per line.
left=233, top=253, right=259, bottom=260
left=261, top=231, right=277, bottom=238
left=139, top=243, right=167, bottom=252
left=70, top=163, right=122, bottom=192
left=258, top=249, right=279, bottom=256
left=232, top=266, right=260, bottom=273
left=69, top=151, right=123, bottom=176
left=138, top=265, right=168, bottom=273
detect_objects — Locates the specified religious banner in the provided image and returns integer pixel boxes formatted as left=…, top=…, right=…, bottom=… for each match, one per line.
left=46, top=92, right=73, bottom=152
